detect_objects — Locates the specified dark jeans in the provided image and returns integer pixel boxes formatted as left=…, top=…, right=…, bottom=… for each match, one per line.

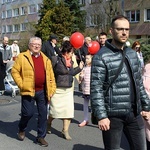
left=102, top=112, right=146, bottom=150
left=147, top=139, right=150, bottom=150
left=18, top=90, right=48, bottom=138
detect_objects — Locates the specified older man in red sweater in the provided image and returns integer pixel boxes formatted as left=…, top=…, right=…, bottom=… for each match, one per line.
left=11, top=37, right=56, bottom=147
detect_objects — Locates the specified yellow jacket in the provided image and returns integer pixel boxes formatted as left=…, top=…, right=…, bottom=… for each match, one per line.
left=11, top=50, right=56, bottom=100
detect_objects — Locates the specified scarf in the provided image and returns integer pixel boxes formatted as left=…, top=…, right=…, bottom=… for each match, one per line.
left=63, top=55, right=71, bottom=67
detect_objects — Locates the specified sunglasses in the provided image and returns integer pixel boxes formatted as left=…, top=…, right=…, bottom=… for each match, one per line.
left=135, top=47, right=140, bottom=51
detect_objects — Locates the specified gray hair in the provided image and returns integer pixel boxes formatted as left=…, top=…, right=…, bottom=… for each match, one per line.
left=63, top=36, right=70, bottom=42
left=29, top=37, right=42, bottom=44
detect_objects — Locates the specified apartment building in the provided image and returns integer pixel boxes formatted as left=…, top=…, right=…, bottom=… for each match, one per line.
left=0, top=0, right=150, bottom=42
left=124, top=0, right=150, bottom=41
left=80, top=0, right=150, bottom=42
left=0, top=0, right=42, bottom=41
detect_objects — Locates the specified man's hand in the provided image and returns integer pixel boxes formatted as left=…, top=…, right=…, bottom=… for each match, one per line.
left=98, top=118, right=110, bottom=131
left=52, top=42, right=56, bottom=48
left=141, top=111, right=150, bottom=120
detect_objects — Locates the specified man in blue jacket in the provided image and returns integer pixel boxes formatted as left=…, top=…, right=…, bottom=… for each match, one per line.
left=91, top=15, right=150, bottom=150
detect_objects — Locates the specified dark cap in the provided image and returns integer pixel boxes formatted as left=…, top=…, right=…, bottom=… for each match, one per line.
left=49, top=34, right=58, bottom=41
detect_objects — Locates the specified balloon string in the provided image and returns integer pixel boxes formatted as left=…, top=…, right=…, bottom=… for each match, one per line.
left=78, top=49, right=82, bottom=62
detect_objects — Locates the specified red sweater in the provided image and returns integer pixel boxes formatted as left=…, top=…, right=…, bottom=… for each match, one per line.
left=32, top=55, right=46, bottom=91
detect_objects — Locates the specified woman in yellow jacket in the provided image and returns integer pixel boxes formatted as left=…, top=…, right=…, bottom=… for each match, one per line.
left=11, top=37, right=56, bottom=147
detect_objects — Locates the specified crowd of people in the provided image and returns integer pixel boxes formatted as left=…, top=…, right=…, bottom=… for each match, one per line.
left=0, top=15, right=150, bottom=149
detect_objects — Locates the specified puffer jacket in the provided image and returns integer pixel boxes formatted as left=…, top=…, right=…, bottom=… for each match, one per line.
left=11, top=50, right=56, bottom=100
left=91, top=39, right=150, bottom=121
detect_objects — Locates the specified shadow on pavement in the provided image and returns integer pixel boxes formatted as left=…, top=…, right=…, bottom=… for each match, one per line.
left=0, top=116, right=39, bottom=142
left=0, top=120, right=19, bottom=139
left=73, top=144, right=103, bottom=150
left=74, top=102, right=83, bottom=111
left=74, top=91, right=83, bottom=97
left=0, top=104, right=44, bottom=142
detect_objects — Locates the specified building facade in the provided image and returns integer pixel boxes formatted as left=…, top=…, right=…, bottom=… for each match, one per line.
left=0, top=0, right=42, bottom=41
left=80, top=0, right=150, bottom=42
left=0, top=0, right=150, bottom=43
left=124, top=0, right=150, bottom=41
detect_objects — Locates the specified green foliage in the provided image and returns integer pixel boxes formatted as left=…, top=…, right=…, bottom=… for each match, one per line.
left=50, top=2, right=74, bottom=37
left=64, top=0, right=86, bottom=32
left=39, top=0, right=56, bottom=16
left=35, top=0, right=86, bottom=42
left=141, top=44, right=150, bottom=63
left=18, top=39, right=29, bottom=52
left=35, top=10, right=53, bottom=41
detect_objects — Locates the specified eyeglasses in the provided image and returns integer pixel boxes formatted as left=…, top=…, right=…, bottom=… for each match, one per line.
left=135, top=47, right=140, bottom=50
left=114, top=28, right=130, bottom=32
left=30, top=43, right=41, bottom=47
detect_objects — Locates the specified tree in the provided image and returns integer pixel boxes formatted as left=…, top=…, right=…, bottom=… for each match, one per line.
left=84, top=0, right=120, bottom=36
left=64, top=0, right=86, bottom=32
left=35, top=0, right=81, bottom=42
left=38, top=0, right=56, bottom=18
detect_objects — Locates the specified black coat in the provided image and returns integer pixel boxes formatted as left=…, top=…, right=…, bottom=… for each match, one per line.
left=42, top=41, right=61, bottom=60
left=0, top=52, right=6, bottom=90
left=51, top=55, right=81, bottom=88
left=76, top=42, right=88, bottom=63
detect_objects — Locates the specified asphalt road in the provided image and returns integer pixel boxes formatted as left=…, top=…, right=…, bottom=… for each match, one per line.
left=0, top=87, right=130, bottom=150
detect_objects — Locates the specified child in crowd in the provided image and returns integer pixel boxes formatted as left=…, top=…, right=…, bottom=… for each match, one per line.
left=78, top=54, right=92, bottom=127
left=142, top=60, right=150, bottom=150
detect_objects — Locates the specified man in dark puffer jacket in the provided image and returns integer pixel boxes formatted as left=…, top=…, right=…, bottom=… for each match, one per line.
left=91, top=15, right=150, bottom=150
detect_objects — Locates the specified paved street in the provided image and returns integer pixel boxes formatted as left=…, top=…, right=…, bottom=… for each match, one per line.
left=0, top=84, right=130, bottom=150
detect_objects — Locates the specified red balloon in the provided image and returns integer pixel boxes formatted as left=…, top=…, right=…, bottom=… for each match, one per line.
left=88, top=41, right=100, bottom=55
left=70, top=32, right=84, bottom=49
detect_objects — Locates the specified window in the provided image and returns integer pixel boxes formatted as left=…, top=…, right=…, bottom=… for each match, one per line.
left=144, top=9, right=150, bottom=21
left=29, top=4, right=36, bottom=14
left=126, top=10, right=140, bottom=22
left=21, top=23, right=27, bottom=31
left=90, top=14, right=99, bottom=26
left=14, top=24, right=20, bottom=32
left=90, top=0, right=99, bottom=4
left=37, top=4, right=42, bottom=12
left=136, top=35, right=141, bottom=39
left=80, top=0, right=85, bottom=5
left=13, top=8, right=19, bottom=17
left=2, top=26, right=6, bottom=33
left=21, top=6, right=27, bottom=15
left=2, top=11, right=6, bottom=19
left=7, top=25, right=13, bottom=33
left=6, top=0, right=11, bottom=2
left=2, top=0, right=6, bottom=4
left=6, top=9, right=12, bottom=18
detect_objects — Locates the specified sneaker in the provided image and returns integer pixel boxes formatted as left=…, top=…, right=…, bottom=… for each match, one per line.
left=18, top=131, right=25, bottom=141
left=36, top=138, right=48, bottom=147
left=78, top=121, right=89, bottom=127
